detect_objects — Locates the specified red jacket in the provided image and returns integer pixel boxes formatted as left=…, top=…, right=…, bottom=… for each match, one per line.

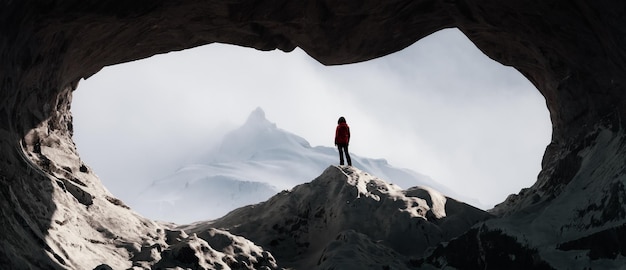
left=335, top=122, right=350, bottom=145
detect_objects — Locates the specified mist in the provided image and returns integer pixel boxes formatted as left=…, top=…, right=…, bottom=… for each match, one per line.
left=72, top=28, right=551, bottom=210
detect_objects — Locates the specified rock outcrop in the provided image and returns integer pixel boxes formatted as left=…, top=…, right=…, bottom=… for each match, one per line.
left=184, top=166, right=492, bottom=269
left=1, top=1, right=626, bottom=269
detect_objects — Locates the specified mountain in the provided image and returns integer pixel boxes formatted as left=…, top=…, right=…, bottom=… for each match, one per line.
left=135, top=107, right=465, bottom=223
left=181, top=165, right=492, bottom=269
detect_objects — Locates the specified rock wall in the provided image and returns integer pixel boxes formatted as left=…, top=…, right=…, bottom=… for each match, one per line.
left=1, top=0, right=625, bottom=269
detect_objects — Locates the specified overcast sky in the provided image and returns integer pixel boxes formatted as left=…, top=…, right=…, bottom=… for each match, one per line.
left=72, top=28, right=552, bottom=211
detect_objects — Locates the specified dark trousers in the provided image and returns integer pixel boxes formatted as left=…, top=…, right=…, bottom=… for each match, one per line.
left=337, top=143, right=352, bottom=166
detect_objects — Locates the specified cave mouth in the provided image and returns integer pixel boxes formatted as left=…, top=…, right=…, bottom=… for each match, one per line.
left=72, top=28, right=551, bottom=223
left=4, top=2, right=625, bottom=268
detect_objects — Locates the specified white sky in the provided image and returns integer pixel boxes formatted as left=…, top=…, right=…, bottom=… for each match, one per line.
left=72, top=28, right=552, bottom=210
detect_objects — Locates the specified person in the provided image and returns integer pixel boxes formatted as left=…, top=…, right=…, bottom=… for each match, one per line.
left=334, top=116, right=352, bottom=166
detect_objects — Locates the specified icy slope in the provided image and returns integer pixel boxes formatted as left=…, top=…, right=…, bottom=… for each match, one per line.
left=183, top=166, right=492, bottom=269
left=137, top=108, right=463, bottom=223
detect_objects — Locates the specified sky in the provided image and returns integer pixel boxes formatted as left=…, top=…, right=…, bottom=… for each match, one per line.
left=72, top=28, right=552, bottom=211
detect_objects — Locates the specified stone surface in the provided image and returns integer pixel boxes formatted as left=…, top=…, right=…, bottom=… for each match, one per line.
left=185, top=166, right=492, bottom=269
left=1, top=0, right=626, bottom=269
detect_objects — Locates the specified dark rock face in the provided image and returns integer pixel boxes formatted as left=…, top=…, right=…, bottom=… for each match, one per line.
left=414, top=226, right=555, bottom=270
left=1, top=0, right=626, bottom=269
left=558, top=223, right=626, bottom=260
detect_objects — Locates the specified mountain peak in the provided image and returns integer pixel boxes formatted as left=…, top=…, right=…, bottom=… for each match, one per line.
left=247, top=107, right=266, bottom=122
left=244, top=107, right=273, bottom=128
left=208, top=107, right=309, bottom=162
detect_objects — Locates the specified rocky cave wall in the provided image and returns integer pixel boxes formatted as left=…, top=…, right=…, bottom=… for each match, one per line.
left=1, top=0, right=625, bottom=268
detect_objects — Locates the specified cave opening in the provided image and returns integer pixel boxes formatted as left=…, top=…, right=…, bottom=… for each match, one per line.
left=71, top=28, right=551, bottom=224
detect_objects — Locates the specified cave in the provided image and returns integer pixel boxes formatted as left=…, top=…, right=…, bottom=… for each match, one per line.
left=1, top=1, right=625, bottom=269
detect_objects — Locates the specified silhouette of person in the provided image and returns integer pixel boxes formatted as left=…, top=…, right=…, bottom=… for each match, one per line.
left=335, top=116, right=352, bottom=166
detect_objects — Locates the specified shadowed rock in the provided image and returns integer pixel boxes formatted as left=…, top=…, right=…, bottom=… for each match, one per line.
left=186, top=166, right=492, bottom=269
left=1, top=1, right=626, bottom=269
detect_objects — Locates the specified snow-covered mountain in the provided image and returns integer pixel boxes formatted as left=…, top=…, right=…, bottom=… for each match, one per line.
left=136, top=107, right=463, bottom=223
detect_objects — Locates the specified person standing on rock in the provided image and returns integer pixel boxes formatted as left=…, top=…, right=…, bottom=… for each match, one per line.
left=335, top=116, right=352, bottom=166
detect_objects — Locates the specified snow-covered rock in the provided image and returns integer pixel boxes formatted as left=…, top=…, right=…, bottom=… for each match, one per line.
left=151, top=228, right=279, bottom=270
